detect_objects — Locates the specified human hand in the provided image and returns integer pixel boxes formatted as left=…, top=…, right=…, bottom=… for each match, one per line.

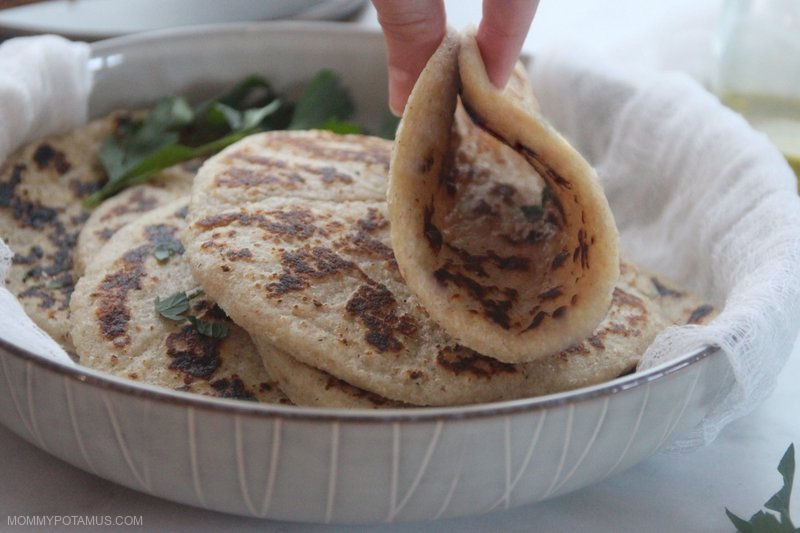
left=372, top=0, right=539, bottom=115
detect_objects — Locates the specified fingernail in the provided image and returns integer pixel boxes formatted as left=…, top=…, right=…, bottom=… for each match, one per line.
left=388, top=66, right=409, bottom=116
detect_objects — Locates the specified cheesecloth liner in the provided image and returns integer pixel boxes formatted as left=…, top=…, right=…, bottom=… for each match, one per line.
left=1, top=36, right=798, bottom=450
left=531, top=51, right=800, bottom=449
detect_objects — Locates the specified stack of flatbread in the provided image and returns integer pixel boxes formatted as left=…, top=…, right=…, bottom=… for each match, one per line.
left=0, top=30, right=715, bottom=408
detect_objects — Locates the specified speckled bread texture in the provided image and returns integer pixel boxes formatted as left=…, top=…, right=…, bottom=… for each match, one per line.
left=387, top=30, right=620, bottom=363
left=0, top=113, right=128, bottom=351
left=71, top=199, right=288, bottom=403
left=619, top=260, right=718, bottom=326
left=190, top=129, right=391, bottom=211
left=74, top=161, right=198, bottom=275
left=253, top=337, right=405, bottom=409
left=185, top=135, right=666, bottom=405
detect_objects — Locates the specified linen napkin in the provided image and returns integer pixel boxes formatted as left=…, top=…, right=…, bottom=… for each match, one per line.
left=0, top=35, right=92, bottom=366
left=531, top=51, right=800, bottom=449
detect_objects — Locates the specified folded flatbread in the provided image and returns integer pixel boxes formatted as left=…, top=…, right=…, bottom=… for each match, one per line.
left=387, top=30, right=619, bottom=363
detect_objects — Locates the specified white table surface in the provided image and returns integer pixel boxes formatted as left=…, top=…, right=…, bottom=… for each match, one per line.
left=3, top=1, right=799, bottom=531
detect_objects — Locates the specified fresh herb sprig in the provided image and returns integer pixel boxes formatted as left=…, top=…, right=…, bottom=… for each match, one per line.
left=726, top=443, right=798, bottom=532
left=154, top=288, right=229, bottom=339
left=85, top=69, right=368, bottom=207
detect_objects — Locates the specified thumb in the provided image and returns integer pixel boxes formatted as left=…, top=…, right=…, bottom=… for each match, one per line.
left=373, top=0, right=446, bottom=115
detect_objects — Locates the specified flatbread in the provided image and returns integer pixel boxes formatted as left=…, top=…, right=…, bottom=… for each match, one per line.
left=71, top=199, right=288, bottom=403
left=191, top=129, right=391, bottom=211
left=387, top=30, right=619, bottom=363
left=74, top=162, right=196, bottom=275
left=0, top=113, right=127, bottom=351
left=619, top=261, right=717, bottom=326
left=254, top=337, right=405, bottom=409
left=186, top=160, right=666, bottom=404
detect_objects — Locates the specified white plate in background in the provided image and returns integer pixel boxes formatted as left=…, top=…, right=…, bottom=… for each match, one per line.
left=0, top=0, right=366, bottom=40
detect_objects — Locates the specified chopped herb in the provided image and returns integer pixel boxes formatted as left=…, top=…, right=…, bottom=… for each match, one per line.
left=154, top=288, right=227, bottom=338
left=85, top=69, right=379, bottom=207
left=44, top=278, right=67, bottom=290
left=154, top=291, right=190, bottom=321
left=378, top=109, right=401, bottom=140
left=726, top=443, right=797, bottom=532
left=187, top=316, right=230, bottom=339
left=319, top=117, right=361, bottom=135
left=154, top=287, right=203, bottom=321
left=154, top=241, right=183, bottom=263
left=288, top=70, right=354, bottom=130
left=520, top=204, right=543, bottom=220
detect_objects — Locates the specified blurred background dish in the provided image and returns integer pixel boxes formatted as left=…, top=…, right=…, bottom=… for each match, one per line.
left=0, top=0, right=366, bottom=41
left=713, top=0, right=800, bottom=178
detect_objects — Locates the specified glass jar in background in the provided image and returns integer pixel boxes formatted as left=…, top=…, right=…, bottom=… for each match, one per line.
left=714, top=0, right=800, bottom=177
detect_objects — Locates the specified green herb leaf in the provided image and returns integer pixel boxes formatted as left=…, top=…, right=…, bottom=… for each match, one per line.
left=44, top=278, right=67, bottom=290
left=319, top=118, right=361, bottom=135
left=726, top=444, right=797, bottom=533
left=765, top=444, right=796, bottom=523
left=154, top=287, right=203, bottom=321
left=727, top=509, right=755, bottom=532
left=187, top=316, right=230, bottom=339
left=378, top=109, right=401, bottom=140
left=154, top=240, right=183, bottom=263
left=154, top=291, right=190, bottom=321
left=216, top=74, right=276, bottom=109
left=520, top=204, right=543, bottom=220
left=289, top=69, right=354, bottom=130
left=89, top=70, right=360, bottom=207
left=241, top=99, right=282, bottom=130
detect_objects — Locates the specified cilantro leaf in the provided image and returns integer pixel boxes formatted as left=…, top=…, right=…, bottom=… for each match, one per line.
left=187, top=316, right=230, bottom=339
left=520, top=204, right=543, bottom=220
left=44, top=278, right=67, bottom=290
left=378, top=109, right=401, bottom=140
left=319, top=118, right=361, bottom=135
left=726, top=444, right=797, bottom=533
left=154, top=288, right=227, bottom=338
left=154, top=240, right=183, bottom=263
left=154, top=288, right=203, bottom=321
left=289, top=69, right=354, bottom=130
left=154, top=291, right=190, bottom=321
left=88, top=70, right=363, bottom=207
left=727, top=508, right=755, bottom=532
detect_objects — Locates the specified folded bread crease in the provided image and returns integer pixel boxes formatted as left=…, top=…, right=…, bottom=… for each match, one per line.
left=388, top=29, right=620, bottom=363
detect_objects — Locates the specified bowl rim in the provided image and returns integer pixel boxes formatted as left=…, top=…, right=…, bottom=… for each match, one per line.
left=0, top=20, right=721, bottom=424
left=0, top=334, right=718, bottom=423
left=88, top=19, right=387, bottom=58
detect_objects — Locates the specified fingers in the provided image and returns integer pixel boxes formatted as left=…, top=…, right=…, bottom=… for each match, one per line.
left=477, top=0, right=539, bottom=88
left=372, top=0, right=446, bottom=115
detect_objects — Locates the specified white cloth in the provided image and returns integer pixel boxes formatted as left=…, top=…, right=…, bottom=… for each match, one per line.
left=531, top=51, right=800, bottom=449
left=2, top=35, right=799, bottom=450
left=0, top=35, right=92, bottom=162
left=0, top=35, right=91, bottom=366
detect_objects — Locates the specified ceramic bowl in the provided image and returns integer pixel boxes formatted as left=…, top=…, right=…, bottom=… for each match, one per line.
left=0, top=22, right=729, bottom=525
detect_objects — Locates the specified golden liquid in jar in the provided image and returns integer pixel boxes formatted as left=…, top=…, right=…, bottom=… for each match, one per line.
left=722, top=92, right=800, bottom=179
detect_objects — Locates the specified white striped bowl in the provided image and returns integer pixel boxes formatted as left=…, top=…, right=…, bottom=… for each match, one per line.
left=0, top=23, right=730, bottom=524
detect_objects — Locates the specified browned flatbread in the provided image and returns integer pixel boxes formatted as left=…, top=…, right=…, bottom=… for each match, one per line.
left=387, top=30, right=619, bottom=363
left=74, top=161, right=198, bottom=275
left=619, top=260, right=717, bottom=326
left=0, top=113, right=126, bottom=351
left=185, top=133, right=665, bottom=404
left=71, top=199, right=289, bottom=403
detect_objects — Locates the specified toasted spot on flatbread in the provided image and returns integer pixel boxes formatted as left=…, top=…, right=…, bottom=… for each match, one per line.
left=386, top=30, right=619, bottom=363
left=71, top=199, right=289, bottom=403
